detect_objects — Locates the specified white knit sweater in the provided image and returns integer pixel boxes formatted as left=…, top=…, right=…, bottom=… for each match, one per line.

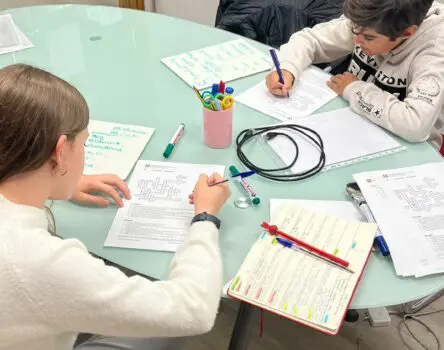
left=0, top=194, right=223, bottom=350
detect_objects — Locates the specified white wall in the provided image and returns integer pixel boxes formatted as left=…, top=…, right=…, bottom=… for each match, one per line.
left=151, top=0, right=218, bottom=26
left=0, top=0, right=118, bottom=11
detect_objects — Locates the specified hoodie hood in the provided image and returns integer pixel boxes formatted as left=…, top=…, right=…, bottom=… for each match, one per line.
left=390, top=2, right=444, bottom=61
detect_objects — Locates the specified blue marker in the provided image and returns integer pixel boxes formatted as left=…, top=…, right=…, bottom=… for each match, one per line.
left=225, top=86, right=234, bottom=95
left=269, top=49, right=289, bottom=98
left=211, top=83, right=219, bottom=96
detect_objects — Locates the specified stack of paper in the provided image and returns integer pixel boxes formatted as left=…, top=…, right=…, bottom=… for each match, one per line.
left=161, top=39, right=271, bottom=89
left=0, top=14, right=33, bottom=55
left=237, top=67, right=337, bottom=121
left=266, top=107, right=404, bottom=172
left=354, top=162, right=444, bottom=277
left=105, top=161, right=225, bottom=252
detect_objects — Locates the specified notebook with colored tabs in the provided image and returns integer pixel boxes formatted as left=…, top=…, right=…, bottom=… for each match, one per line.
left=227, top=203, right=377, bottom=335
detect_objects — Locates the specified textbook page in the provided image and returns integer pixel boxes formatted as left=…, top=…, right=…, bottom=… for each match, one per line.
left=228, top=203, right=376, bottom=334
left=161, top=39, right=271, bottom=89
left=105, top=161, right=225, bottom=252
left=237, top=67, right=337, bottom=121
left=267, top=107, right=403, bottom=173
left=354, top=162, right=444, bottom=277
left=84, top=120, right=154, bottom=180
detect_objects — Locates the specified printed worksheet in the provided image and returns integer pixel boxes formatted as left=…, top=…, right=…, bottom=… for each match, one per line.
left=228, top=203, right=376, bottom=334
left=84, top=120, right=154, bottom=180
left=354, top=162, right=444, bottom=277
left=105, top=161, right=225, bottom=252
left=161, top=39, right=271, bottom=89
left=237, top=67, right=337, bottom=121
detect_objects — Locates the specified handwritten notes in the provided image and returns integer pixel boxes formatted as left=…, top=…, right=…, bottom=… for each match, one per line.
left=228, top=203, right=376, bottom=335
left=161, top=39, right=271, bottom=89
left=84, top=120, right=154, bottom=180
left=237, top=67, right=337, bottom=121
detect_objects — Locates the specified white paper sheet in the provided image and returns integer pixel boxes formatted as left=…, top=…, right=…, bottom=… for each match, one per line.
left=84, top=120, right=154, bottom=180
left=267, top=107, right=403, bottom=173
left=105, top=161, right=225, bottom=252
left=237, top=67, right=337, bottom=121
left=0, top=15, right=33, bottom=55
left=354, top=162, right=444, bottom=277
left=161, top=39, right=271, bottom=89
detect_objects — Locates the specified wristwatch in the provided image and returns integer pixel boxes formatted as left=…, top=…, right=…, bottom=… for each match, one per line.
left=191, top=212, right=221, bottom=229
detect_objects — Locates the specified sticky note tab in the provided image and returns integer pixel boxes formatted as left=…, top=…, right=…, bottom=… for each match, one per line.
left=293, top=307, right=298, bottom=316
left=352, top=241, right=357, bottom=249
left=308, top=309, right=313, bottom=320
left=271, top=238, right=278, bottom=245
left=283, top=302, right=288, bottom=312
left=324, top=315, right=329, bottom=323
left=231, top=276, right=240, bottom=291
left=333, top=248, right=339, bottom=256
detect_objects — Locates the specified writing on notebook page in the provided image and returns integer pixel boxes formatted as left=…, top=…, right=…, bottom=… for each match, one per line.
left=84, top=120, right=154, bottom=179
left=105, top=161, right=225, bottom=252
left=228, top=203, right=376, bottom=334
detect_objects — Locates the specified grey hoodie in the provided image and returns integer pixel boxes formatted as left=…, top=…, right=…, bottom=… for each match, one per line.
left=279, top=2, right=444, bottom=150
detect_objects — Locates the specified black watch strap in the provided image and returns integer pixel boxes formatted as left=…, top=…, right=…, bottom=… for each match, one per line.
left=191, top=212, right=221, bottom=229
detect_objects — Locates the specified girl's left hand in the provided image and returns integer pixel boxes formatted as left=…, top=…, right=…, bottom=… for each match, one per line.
left=70, top=174, right=131, bottom=208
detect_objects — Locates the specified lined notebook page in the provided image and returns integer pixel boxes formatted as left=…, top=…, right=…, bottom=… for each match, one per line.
left=228, top=204, right=376, bottom=334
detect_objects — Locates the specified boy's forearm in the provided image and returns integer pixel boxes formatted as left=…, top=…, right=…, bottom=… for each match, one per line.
left=344, top=80, right=443, bottom=143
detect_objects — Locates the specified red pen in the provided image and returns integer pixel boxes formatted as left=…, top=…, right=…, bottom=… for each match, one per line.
left=219, top=80, right=225, bottom=94
left=261, top=222, right=350, bottom=268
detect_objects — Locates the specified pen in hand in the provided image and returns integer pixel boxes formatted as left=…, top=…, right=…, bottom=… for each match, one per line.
left=269, top=49, right=290, bottom=98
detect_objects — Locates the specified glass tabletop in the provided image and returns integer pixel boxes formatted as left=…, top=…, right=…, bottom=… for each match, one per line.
left=3, top=4, right=444, bottom=309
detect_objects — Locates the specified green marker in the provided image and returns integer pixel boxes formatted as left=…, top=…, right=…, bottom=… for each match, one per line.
left=229, top=165, right=261, bottom=206
left=163, top=123, right=185, bottom=158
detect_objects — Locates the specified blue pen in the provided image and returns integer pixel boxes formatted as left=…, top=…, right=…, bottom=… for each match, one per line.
left=269, top=49, right=290, bottom=98
left=359, top=203, right=390, bottom=256
left=209, top=170, right=256, bottom=187
left=346, top=182, right=390, bottom=256
left=275, top=237, right=354, bottom=273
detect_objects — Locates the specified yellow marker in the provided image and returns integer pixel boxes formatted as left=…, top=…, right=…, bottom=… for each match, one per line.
left=308, top=309, right=313, bottom=320
left=283, top=302, right=288, bottom=312
left=231, top=276, right=240, bottom=291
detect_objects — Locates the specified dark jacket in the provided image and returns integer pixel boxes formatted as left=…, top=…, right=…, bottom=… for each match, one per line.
left=215, top=0, right=344, bottom=49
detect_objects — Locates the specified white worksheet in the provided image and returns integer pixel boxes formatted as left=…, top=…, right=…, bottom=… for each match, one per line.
left=161, top=39, right=271, bottom=89
left=0, top=14, right=33, bottom=55
left=267, top=107, right=404, bottom=172
left=84, top=120, right=154, bottom=180
left=354, top=162, right=444, bottom=277
left=105, top=161, right=225, bottom=252
left=237, top=67, right=337, bottom=121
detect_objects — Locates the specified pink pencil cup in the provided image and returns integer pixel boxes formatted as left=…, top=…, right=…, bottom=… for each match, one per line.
left=203, top=105, right=233, bottom=148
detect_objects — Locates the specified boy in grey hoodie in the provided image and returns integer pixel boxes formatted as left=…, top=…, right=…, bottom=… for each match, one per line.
left=266, top=0, right=444, bottom=151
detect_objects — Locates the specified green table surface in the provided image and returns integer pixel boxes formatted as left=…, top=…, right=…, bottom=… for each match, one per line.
left=3, top=4, right=444, bottom=309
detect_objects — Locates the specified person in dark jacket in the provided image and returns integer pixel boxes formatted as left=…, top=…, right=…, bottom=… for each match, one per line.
left=215, top=0, right=344, bottom=48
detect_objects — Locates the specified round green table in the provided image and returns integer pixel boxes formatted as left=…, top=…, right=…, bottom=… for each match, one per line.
left=2, top=4, right=444, bottom=348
